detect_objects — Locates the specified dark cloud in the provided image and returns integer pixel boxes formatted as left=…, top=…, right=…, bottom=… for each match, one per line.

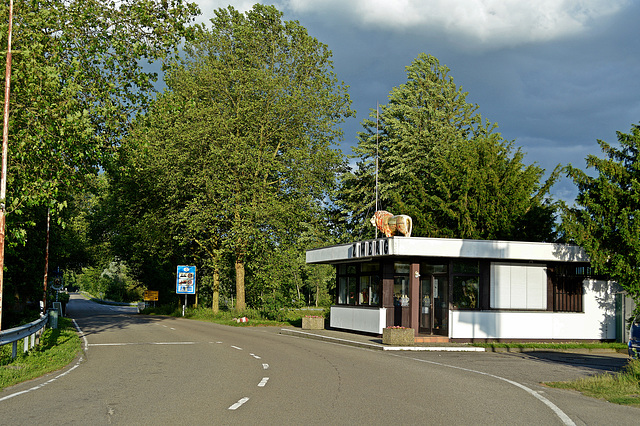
left=196, top=1, right=640, bottom=203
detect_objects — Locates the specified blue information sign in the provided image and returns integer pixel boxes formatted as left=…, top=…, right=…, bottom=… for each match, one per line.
left=176, top=265, right=196, bottom=294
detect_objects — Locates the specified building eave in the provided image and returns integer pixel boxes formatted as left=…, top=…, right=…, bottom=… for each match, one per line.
left=305, top=237, right=589, bottom=264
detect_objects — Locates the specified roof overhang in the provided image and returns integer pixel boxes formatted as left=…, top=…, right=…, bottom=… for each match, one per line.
left=305, top=237, right=589, bottom=265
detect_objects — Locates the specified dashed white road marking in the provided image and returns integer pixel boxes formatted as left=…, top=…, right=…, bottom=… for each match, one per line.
left=231, top=345, right=243, bottom=351
left=88, top=342, right=195, bottom=346
left=250, top=353, right=261, bottom=359
left=262, top=363, right=269, bottom=370
left=258, top=377, right=269, bottom=387
left=228, top=397, right=249, bottom=410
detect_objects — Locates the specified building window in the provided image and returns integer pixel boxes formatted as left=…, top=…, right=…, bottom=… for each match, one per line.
left=336, top=262, right=380, bottom=306
left=452, top=261, right=480, bottom=309
left=490, top=263, right=547, bottom=310
left=393, top=263, right=410, bottom=307
left=452, top=276, right=479, bottom=309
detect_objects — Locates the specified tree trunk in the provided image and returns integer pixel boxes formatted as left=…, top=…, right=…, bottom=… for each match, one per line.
left=294, top=269, right=301, bottom=302
left=235, top=257, right=245, bottom=311
left=212, top=266, right=220, bottom=314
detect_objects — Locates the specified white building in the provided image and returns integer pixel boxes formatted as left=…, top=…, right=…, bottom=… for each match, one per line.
left=306, top=237, right=620, bottom=342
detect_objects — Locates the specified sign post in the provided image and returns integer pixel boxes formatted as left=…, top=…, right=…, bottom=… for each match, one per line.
left=176, top=265, right=196, bottom=317
left=143, top=290, right=159, bottom=308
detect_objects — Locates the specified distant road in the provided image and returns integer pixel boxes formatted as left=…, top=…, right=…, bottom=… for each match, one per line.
left=0, top=293, right=638, bottom=424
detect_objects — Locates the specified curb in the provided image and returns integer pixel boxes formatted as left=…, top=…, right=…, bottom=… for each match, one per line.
left=279, top=329, right=485, bottom=352
left=279, top=329, right=629, bottom=355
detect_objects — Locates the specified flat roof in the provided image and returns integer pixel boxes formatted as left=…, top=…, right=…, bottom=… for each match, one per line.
left=306, top=237, right=589, bottom=264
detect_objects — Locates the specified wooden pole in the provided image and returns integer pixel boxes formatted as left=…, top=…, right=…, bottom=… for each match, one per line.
left=0, top=0, right=15, bottom=330
left=42, top=209, right=51, bottom=315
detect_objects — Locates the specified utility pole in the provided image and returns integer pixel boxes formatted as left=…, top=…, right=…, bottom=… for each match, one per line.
left=42, top=209, right=51, bottom=315
left=0, top=0, right=15, bottom=330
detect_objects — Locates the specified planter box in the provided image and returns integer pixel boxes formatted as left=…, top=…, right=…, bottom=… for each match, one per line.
left=302, top=316, right=324, bottom=330
left=383, top=327, right=415, bottom=346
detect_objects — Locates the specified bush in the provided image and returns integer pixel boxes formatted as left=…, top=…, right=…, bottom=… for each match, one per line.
left=74, top=260, right=143, bottom=303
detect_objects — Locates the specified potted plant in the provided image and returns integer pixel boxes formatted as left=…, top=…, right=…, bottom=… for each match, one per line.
left=382, top=326, right=414, bottom=346
left=302, top=315, right=324, bottom=330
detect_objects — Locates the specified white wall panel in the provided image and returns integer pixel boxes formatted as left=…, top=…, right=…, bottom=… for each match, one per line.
left=330, top=306, right=387, bottom=334
left=452, top=279, right=618, bottom=340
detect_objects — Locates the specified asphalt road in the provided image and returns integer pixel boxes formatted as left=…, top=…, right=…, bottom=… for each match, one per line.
left=1, top=294, right=638, bottom=425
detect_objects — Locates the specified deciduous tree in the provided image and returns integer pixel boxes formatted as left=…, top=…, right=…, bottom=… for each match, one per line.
left=113, top=4, right=353, bottom=310
left=0, top=0, right=198, bottom=320
left=0, top=0, right=198, bottom=238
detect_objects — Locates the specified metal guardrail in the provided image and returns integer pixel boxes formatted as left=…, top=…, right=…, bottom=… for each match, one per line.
left=0, top=312, right=50, bottom=359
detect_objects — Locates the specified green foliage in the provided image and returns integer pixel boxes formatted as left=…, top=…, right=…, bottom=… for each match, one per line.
left=339, top=53, right=558, bottom=241
left=110, top=4, right=352, bottom=312
left=563, top=123, right=640, bottom=302
left=47, top=290, right=69, bottom=306
left=0, top=0, right=198, bottom=325
left=142, top=305, right=319, bottom=326
left=74, top=261, right=142, bottom=302
left=0, top=0, right=199, bottom=238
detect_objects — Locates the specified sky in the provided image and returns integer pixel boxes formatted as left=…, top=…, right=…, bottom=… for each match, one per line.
left=189, top=0, right=640, bottom=203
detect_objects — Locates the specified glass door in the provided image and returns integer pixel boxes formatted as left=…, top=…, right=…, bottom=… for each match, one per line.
left=419, top=277, right=432, bottom=332
left=432, top=275, right=448, bottom=336
left=419, top=273, right=449, bottom=336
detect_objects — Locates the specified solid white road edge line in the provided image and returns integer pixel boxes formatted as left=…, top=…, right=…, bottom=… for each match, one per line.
left=284, top=333, right=575, bottom=426
left=72, top=319, right=88, bottom=352
left=396, top=353, right=576, bottom=426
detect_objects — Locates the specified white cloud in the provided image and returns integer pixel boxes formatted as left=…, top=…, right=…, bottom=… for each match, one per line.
left=193, top=0, right=258, bottom=19
left=280, top=0, right=628, bottom=48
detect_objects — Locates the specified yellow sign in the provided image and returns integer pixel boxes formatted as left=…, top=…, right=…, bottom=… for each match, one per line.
left=144, top=291, right=159, bottom=301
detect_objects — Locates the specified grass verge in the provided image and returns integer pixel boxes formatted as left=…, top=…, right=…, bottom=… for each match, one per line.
left=471, top=341, right=628, bottom=351
left=141, top=305, right=328, bottom=328
left=0, top=317, right=82, bottom=391
left=546, top=359, right=640, bottom=406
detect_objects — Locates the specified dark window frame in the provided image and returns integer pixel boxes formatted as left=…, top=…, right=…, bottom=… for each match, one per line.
left=451, top=260, right=481, bottom=310
left=335, top=262, right=382, bottom=307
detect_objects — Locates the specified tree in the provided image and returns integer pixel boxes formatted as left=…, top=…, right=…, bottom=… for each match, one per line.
left=0, top=0, right=198, bottom=238
left=338, top=53, right=558, bottom=241
left=0, top=0, right=198, bottom=323
left=563, top=123, right=640, bottom=303
left=112, top=4, right=353, bottom=311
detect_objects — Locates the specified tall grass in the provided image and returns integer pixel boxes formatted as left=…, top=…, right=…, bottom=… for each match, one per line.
left=547, top=359, right=640, bottom=406
left=0, top=318, right=82, bottom=390
left=472, top=341, right=628, bottom=350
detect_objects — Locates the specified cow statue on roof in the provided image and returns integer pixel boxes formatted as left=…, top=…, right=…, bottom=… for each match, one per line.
left=370, top=210, right=413, bottom=237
